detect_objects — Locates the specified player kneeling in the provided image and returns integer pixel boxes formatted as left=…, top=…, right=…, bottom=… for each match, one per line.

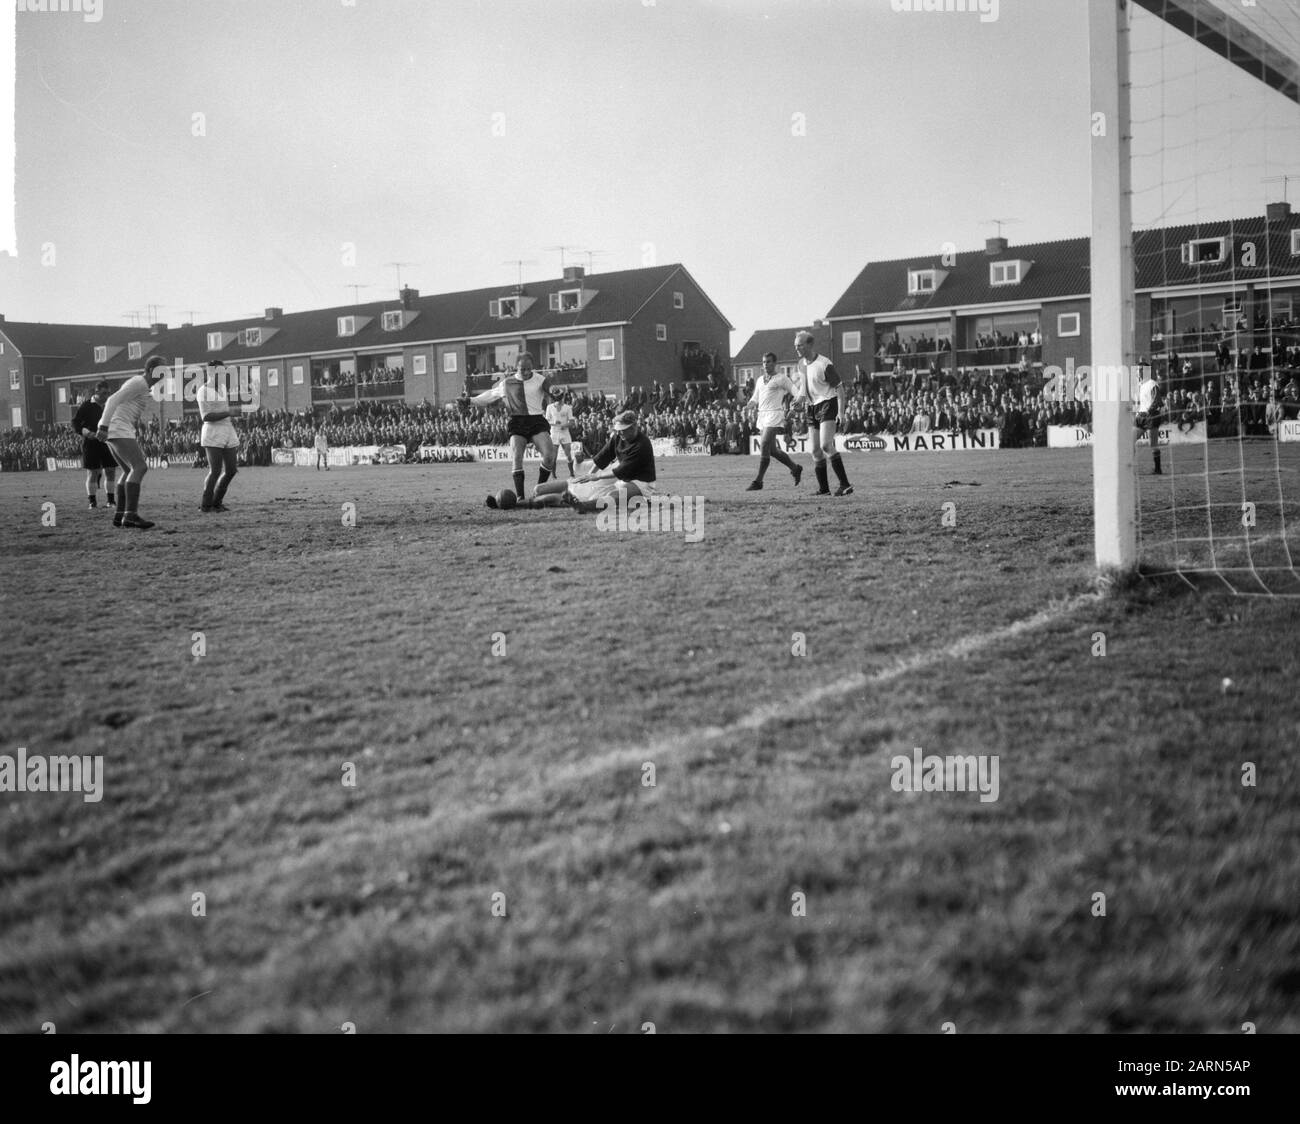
left=508, top=410, right=656, bottom=513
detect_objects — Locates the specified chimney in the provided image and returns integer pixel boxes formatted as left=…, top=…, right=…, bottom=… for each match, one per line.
left=985, top=236, right=1008, bottom=256
left=150, top=322, right=166, bottom=336
left=400, top=286, right=419, bottom=310
left=562, top=265, right=585, bottom=283
left=264, top=307, right=282, bottom=321
left=1266, top=201, right=1292, bottom=224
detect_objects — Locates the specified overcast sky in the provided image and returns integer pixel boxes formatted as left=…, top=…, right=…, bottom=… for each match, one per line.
left=3, top=0, right=1297, bottom=347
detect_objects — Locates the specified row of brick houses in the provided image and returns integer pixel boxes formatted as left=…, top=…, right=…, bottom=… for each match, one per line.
left=734, top=203, right=1300, bottom=388
left=0, top=263, right=733, bottom=434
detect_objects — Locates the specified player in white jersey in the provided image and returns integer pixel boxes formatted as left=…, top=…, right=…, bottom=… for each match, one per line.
left=544, top=392, right=577, bottom=478
left=96, top=355, right=170, bottom=529
left=791, top=331, right=853, bottom=496
left=745, top=353, right=802, bottom=491
left=474, top=352, right=558, bottom=506
left=197, top=365, right=242, bottom=512
left=1135, top=369, right=1164, bottom=475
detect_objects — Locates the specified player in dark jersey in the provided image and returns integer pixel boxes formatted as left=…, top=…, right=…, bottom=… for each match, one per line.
left=71, top=381, right=118, bottom=511
left=528, top=410, right=656, bottom=512
left=473, top=352, right=558, bottom=505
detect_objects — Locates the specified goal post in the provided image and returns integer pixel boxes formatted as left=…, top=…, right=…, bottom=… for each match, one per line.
left=1088, top=0, right=1300, bottom=589
left=1089, top=0, right=1138, bottom=573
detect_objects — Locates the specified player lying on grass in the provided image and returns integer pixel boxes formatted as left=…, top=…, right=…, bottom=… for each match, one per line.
left=746, top=352, right=802, bottom=491
left=496, top=410, right=656, bottom=513
left=96, top=355, right=170, bottom=530
left=473, top=352, right=558, bottom=504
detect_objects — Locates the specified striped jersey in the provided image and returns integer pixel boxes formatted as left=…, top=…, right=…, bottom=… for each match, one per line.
left=99, top=375, right=154, bottom=439
left=473, top=371, right=552, bottom=416
left=794, top=354, right=842, bottom=406
left=748, top=372, right=796, bottom=430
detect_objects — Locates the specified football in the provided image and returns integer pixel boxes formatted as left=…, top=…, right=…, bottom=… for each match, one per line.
left=497, top=488, right=517, bottom=510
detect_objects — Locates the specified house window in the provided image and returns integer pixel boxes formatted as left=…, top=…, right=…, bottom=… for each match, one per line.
left=842, top=331, right=861, bottom=353
left=656, top=324, right=667, bottom=342
left=1291, top=229, right=1300, bottom=256
left=34, top=409, right=45, bottom=422
left=242, top=327, right=262, bottom=347
left=382, top=311, right=403, bottom=331
left=908, top=269, right=936, bottom=295
left=292, top=365, right=304, bottom=385
left=207, top=332, right=223, bottom=351
left=673, top=291, right=684, bottom=309
left=9, top=369, right=19, bottom=390
left=413, top=354, right=427, bottom=376
left=1057, top=312, right=1081, bottom=338
left=598, top=338, right=615, bottom=361
left=1182, top=238, right=1227, bottom=265
left=496, top=297, right=519, bottom=318
left=554, top=290, right=582, bottom=312
left=10, top=407, right=21, bottom=428
left=337, top=316, right=356, bottom=337
left=128, top=342, right=142, bottom=360
left=33, top=373, right=44, bottom=387
left=58, top=386, right=67, bottom=403
left=267, top=367, right=279, bottom=387
left=94, top=346, right=108, bottom=363
left=443, top=352, right=458, bottom=374
left=990, top=261, right=1021, bottom=286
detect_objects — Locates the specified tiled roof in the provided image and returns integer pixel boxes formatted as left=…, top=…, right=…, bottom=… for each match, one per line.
left=826, top=212, right=1300, bottom=319
left=733, top=324, right=832, bottom=366
left=46, top=263, right=725, bottom=379
left=0, top=321, right=135, bottom=358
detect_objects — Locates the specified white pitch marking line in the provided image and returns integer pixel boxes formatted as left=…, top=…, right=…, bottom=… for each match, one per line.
left=559, top=592, right=1102, bottom=782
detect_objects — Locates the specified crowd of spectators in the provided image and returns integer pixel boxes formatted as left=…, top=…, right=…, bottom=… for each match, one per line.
left=4, top=359, right=1298, bottom=473
left=312, top=365, right=405, bottom=391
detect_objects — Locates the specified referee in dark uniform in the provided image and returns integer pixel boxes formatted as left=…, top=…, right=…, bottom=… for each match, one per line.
left=71, top=381, right=119, bottom=511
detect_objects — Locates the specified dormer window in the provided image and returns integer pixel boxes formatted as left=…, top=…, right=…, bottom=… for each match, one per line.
left=494, top=297, right=519, bottom=319
left=337, top=316, right=356, bottom=337
left=94, top=346, right=108, bottom=363
left=207, top=332, right=223, bottom=351
left=987, top=258, right=1029, bottom=284
left=908, top=268, right=949, bottom=295
left=557, top=290, right=582, bottom=312
left=241, top=327, right=262, bottom=347
left=382, top=310, right=403, bottom=331
left=128, top=342, right=142, bottom=360
left=1291, top=229, right=1300, bottom=256
left=1181, top=237, right=1227, bottom=266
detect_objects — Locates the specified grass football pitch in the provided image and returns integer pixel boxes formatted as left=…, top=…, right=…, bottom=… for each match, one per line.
left=1, top=446, right=1297, bottom=1033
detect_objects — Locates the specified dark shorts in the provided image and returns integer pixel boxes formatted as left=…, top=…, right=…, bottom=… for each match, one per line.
left=507, top=415, right=550, bottom=440
left=808, top=398, right=840, bottom=426
left=83, top=439, right=118, bottom=470
left=1136, top=409, right=1164, bottom=432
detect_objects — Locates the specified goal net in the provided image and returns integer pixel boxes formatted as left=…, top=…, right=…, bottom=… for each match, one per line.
left=1090, top=0, right=1300, bottom=595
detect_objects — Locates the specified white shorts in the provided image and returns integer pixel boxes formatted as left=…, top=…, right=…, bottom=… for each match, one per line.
left=549, top=430, right=572, bottom=445
left=569, top=477, right=655, bottom=505
left=202, top=427, right=240, bottom=450
left=756, top=411, right=786, bottom=432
